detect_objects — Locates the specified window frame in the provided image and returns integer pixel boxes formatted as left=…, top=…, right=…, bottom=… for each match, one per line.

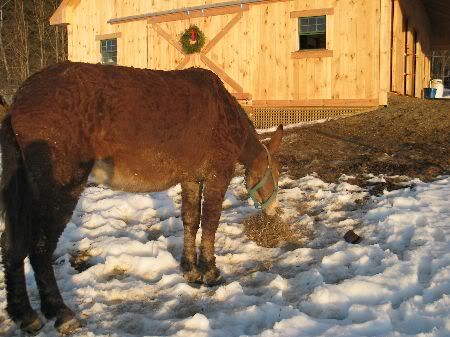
left=95, top=32, right=122, bottom=65
left=290, top=8, right=334, bottom=59
left=100, top=39, right=118, bottom=65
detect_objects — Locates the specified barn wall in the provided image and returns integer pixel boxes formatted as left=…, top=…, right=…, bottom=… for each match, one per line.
left=68, top=0, right=115, bottom=63
left=64, top=0, right=387, bottom=106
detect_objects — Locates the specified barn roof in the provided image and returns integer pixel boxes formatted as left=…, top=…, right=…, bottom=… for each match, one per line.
left=50, top=0, right=80, bottom=26
left=422, top=0, right=450, bottom=49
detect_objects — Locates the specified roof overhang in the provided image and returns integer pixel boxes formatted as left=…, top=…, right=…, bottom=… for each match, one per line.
left=108, top=0, right=291, bottom=25
left=422, top=0, right=450, bottom=50
left=50, top=0, right=80, bottom=25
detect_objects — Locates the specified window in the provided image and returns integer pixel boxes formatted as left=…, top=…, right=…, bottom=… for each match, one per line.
left=290, top=9, right=333, bottom=58
left=100, top=39, right=117, bottom=65
left=299, top=16, right=326, bottom=50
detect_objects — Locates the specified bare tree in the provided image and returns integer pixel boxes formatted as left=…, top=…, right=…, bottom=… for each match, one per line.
left=51, top=0, right=66, bottom=63
left=0, top=0, right=67, bottom=94
left=0, top=6, right=11, bottom=82
left=14, top=0, right=30, bottom=81
left=32, top=0, right=46, bottom=68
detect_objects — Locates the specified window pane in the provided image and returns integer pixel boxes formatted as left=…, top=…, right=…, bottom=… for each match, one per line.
left=299, top=16, right=327, bottom=35
left=299, top=33, right=326, bottom=50
left=298, top=15, right=327, bottom=49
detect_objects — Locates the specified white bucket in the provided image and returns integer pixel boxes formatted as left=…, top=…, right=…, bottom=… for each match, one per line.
left=430, top=79, right=444, bottom=98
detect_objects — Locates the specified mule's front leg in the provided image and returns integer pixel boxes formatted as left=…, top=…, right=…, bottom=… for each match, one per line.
left=198, top=173, right=231, bottom=286
left=180, top=181, right=203, bottom=283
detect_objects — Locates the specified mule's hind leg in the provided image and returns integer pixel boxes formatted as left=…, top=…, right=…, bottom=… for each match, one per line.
left=180, top=181, right=203, bottom=283
left=1, top=235, right=43, bottom=333
left=28, top=184, right=87, bottom=334
left=1, top=117, right=43, bottom=333
left=20, top=139, right=92, bottom=333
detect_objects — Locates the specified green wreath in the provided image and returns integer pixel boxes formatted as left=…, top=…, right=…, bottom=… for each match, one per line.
left=180, top=25, right=206, bottom=54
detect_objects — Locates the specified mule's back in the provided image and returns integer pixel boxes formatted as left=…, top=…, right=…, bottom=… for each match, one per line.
left=9, top=62, right=249, bottom=192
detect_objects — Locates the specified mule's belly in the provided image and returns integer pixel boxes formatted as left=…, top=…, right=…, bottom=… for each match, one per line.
left=90, top=158, right=187, bottom=193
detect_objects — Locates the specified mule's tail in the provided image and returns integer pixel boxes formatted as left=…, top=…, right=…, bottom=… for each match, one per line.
left=0, top=115, right=34, bottom=254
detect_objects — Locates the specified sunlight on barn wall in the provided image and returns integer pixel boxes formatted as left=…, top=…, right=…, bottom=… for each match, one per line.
left=52, top=0, right=433, bottom=107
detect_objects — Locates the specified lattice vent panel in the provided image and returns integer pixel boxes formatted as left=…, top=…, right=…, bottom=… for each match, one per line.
left=248, top=107, right=370, bottom=129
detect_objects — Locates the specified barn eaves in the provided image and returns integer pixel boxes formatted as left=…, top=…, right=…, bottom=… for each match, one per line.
left=107, top=0, right=288, bottom=25
left=49, top=0, right=80, bottom=26
left=421, top=0, right=450, bottom=49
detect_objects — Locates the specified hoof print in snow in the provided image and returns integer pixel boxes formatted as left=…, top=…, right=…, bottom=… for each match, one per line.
left=86, top=182, right=99, bottom=188
left=344, top=230, right=362, bottom=244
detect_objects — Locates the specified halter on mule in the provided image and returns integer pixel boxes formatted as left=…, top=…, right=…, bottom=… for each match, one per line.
left=246, top=144, right=278, bottom=210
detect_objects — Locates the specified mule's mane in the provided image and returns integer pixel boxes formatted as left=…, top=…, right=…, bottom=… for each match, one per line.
left=211, top=71, right=258, bottom=140
left=241, top=108, right=258, bottom=136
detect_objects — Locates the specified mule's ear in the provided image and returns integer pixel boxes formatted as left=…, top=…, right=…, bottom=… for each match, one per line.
left=268, top=125, right=283, bottom=153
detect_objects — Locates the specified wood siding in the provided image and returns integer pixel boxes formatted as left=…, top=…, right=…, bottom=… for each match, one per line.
left=55, top=0, right=433, bottom=106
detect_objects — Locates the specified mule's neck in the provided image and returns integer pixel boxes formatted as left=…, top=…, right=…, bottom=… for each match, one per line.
left=238, top=125, right=264, bottom=169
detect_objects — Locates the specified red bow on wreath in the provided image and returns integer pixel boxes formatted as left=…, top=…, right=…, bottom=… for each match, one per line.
left=180, top=25, right=205, bottom=54
left=190, top=28, right=197, bottom=42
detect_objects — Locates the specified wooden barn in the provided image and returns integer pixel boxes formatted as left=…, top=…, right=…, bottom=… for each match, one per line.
left=50, top=0, right=450, bottom=127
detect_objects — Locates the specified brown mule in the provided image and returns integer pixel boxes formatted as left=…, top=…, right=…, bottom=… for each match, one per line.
left=0, top=62, right=283, bottom=334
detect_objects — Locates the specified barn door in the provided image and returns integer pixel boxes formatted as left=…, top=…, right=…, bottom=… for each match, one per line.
left=147, top=7, right=250, bottom=100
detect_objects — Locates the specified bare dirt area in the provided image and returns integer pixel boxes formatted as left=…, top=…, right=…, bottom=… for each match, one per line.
left=274, top=94, right=450, bottom=185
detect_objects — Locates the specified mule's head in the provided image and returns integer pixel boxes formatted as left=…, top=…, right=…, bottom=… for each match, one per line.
left=245, top=125, right=283, bottom=216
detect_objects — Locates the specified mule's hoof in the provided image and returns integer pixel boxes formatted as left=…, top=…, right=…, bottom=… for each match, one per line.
left=55, top=314, right=82, bottom=335
left=202, top=269, right=224, bottom=286
left=20, top=315, right=44, bottom=335
left=183, top=268, right=203, bottom=284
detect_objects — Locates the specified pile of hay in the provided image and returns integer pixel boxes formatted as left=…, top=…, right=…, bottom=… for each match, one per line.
left=243, top=212, right=313, bottom=248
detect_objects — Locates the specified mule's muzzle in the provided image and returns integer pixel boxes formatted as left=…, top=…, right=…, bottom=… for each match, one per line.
left=262, top=198, right=279, bottom=216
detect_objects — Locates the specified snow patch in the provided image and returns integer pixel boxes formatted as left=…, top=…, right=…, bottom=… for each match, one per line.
left=1, top=174, right=450, bottom=336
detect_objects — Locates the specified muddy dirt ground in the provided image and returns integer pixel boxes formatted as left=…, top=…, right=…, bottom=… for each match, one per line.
left=273, top=94, right=450, bottom=186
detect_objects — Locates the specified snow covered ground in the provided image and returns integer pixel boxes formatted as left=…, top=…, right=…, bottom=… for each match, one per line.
left=0, top=172, right=449, bottom=337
